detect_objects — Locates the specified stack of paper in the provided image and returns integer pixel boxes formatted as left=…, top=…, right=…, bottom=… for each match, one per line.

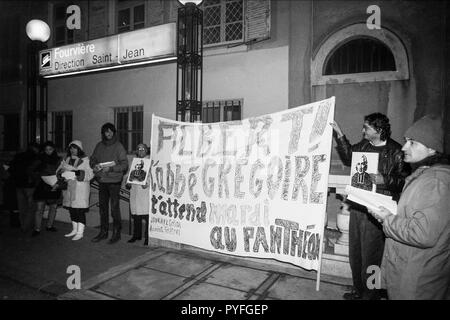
left=345, top=185, right=397, bottom=215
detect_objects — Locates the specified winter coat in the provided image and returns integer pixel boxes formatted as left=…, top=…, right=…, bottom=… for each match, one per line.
left=9, top=150, right=40, bottom=188
left=90, top=135, right=128, bottom=183
left=336, top=136, right=409, bottom=200
left=57, top=156, right=94, bottom=209
left=381, top=164, right=450, bottom=299
left=33, top=152, right=62, bottom=201
left=128, top=156, right=150, bottom=216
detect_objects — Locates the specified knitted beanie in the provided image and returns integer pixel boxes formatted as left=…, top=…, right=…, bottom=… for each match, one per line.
left=404, top=115, right=443, bottom=153
left=69, top=140, right=83, bottom=151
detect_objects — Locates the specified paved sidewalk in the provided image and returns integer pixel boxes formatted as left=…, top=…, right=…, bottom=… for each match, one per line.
left=0, top=211, right=351, bottom=300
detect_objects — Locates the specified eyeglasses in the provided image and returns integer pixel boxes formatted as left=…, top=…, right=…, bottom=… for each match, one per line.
left=137, top=148, right=146, bottom=151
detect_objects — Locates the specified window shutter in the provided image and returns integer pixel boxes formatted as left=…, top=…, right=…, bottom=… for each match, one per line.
left=167, top=0, right=180, bottom=23
left=88, top=0, right=108, bottom=39
left=148, top=0, right=164, bottom=26
left=245, top=0, right=271, bottom=42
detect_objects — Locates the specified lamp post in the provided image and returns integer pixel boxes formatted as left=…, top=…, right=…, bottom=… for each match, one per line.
left=176, top=0, right=203, bottom=123
left=26, top=19, right=50, bottom=144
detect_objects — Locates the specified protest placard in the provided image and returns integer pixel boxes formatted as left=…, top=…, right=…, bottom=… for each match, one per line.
left=149, top=97, right=335, bottom=275
left=350, top=152, right=378, bottom=192
left=126, top=157, right=151, bottom=185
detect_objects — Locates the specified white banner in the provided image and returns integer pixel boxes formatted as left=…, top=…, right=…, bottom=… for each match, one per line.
left=149, top=97, right=335, bottom=271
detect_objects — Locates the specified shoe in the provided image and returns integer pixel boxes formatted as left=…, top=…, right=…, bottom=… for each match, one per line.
left=343, top=290, right=362, bottom=300
left=31, top=230, right=40, bottom=237
left=91, top=229, right=108, bottom=242
left=65, top=222, right=78, bottom=237
left=72, top=223, right=85, bottom=241
left=107, top=228, right=121, bottom=244
left=46, top=226, right=57, bottom=232
left=127, top=236, right=141, bottom=243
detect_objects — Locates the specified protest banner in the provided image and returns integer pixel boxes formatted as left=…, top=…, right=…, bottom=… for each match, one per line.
left=149, top=97, right=335, bottom=284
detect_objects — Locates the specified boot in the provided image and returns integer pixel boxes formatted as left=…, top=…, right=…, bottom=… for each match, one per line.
left=91, top=228, right=108, bottom=242
left=108, top=227, right=121, bottom=244
left=128, top=216, right=142, bottom=243
left=72, top=223, right=85, bottom=241
left=128, top=235, right=141, bottom=243
left=65, top=222, right=78, bottom=237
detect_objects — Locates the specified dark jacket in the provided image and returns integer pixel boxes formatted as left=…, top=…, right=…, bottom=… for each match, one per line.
left=90, top=135, right=128, bottom=183
left=336, top=136, right=409, bottom=200
left=8, top=149, right=40, bottom=188
left=381, top=163, right=450, bottom=299
left=33, top=152, right=62, bottom=201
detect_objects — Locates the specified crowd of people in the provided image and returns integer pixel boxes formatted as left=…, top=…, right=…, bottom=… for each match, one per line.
left=1, top=122, right=150, bottom=246
left=1, top=114, right=449, bottom=299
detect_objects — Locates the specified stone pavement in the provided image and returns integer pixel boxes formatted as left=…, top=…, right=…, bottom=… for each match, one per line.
left=0, top=211, right=352, bottom=300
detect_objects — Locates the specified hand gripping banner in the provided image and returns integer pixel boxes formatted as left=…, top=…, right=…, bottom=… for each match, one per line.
left=149, top=97, right=335, bottom=274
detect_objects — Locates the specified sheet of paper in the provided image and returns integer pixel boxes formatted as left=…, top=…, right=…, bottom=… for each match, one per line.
left=41, top=175, right=57, bottom=186
left=62, top=171, right=76, bottom=180
left=99, top=161, right=116, bottom=168
left=345, top=185, right=397, bottom=215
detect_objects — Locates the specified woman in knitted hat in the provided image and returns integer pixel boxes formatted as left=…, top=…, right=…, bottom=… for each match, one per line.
left=32, top=141, right=62, bottom=236
left=56, top=140, right=94, bottom=241
left=369, top=115, right=450, bottom=299
left=126, top=143, right=150, bottom=246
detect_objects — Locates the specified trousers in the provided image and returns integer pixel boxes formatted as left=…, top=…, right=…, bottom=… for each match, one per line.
left=98, top=182, right=122, bottom=231
left=34, top=201, right=57, bottom=231
left=69, top=208, right=87, bottom=224
left=16, top=188, right=35, bottom=232
left=348, top=206, right=385, bottom=299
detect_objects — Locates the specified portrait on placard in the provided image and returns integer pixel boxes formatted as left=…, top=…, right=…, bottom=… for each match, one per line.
left=126, top=157, right=150, bottom=185
left=350, top=152, right=378, bottom=192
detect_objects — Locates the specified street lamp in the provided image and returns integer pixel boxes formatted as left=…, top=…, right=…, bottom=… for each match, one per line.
left=176, top=0, right=203, bottom=122
left=26, top=19, right=50, bottom=144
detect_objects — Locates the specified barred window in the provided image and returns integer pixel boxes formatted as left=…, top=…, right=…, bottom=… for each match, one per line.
left=324, top=38, right=396, bottom=75
left=53, top=3, right=74, bottom=46
left=203, top=0, right=244, bottom=46
left=117, top=0, right=146, bottom=33
left=202, top=99, right=242, bottom=123
left=114, top=106, right=143, bottom=153
left=51, top=111, right=72, bottom=151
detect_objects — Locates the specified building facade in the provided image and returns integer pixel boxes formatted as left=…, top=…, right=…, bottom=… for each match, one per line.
left=1, top=0, right=448, bottom=155
left=0, top=1, right=449, bottom=273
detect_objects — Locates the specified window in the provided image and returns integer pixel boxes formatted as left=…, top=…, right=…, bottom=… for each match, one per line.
left=202, top=99, right=242, bottom=123
left=203, top=0, right=244, bottom=46
left=324, top=38, right=396, bottom=75
left=114, top=106, right=143, bottom=153
left=53, top=3, right=74, bottom=46
left=311, top=24, right=409, bottom=85
left=51, top=111, right=72, bottom=151
left=117, top=0, right=145, bottom=33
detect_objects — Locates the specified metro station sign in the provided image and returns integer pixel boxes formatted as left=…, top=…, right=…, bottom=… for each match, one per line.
left=39, top=23, right=176, bottom=77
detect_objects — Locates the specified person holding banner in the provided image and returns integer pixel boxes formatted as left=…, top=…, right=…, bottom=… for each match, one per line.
left=331, top=113, right=409, bottom=300
left=126, top=143, right=150, bottom=246
left=369, top=115, right=450, bottom=300
left=90, top=123, right=128, bottom=244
